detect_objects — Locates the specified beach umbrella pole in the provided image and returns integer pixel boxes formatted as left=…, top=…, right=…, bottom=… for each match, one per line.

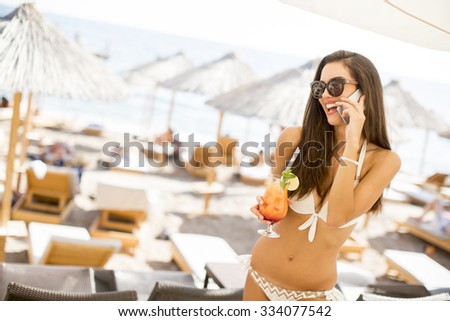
left=16, top=93, right=34, bottom=192
left=19, top=92, right=33, bottom=165
left=1, top=92, right=22, bottom=226
left=216, top=111, right=224, bottom=140
left=166, top=90, right=176, bottom=132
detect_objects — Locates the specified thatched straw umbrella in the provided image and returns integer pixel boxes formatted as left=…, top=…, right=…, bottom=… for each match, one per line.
left=207, top=60, right=409, bottom=145
left=206, top=59, right=319, bottom=129
left=126, top=52, right=194, bottom=86
left=0, top=3, right=129, bottom=226
left=384, top=80, right=449, bottom=172
left=125, top=52, right=194, bottom=136
left=160, top=52, right=259, bottom=137
left=384, top=81, right=447, bottom=131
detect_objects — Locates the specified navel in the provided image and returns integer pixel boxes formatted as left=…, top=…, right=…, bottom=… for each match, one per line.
left=287, top=255, right=295, bottom=262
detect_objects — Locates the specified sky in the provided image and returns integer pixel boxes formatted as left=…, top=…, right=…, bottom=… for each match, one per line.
left=1, top=0, right=449, bottom=86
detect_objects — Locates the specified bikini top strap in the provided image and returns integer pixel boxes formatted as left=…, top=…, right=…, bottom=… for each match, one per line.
left=355, top=140, right=367, bottom=184
left=286, top=147, right=299, bottom=169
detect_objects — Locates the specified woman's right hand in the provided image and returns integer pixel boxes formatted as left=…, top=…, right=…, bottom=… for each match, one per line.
left=250, top=196, right=272, bottom=225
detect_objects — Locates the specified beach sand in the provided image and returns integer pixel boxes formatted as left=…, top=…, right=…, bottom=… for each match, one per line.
left=2, top=120, right=450, bottom=287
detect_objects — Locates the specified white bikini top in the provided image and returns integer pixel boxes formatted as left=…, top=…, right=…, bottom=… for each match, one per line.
left=289, top=140, right=368, bottom=242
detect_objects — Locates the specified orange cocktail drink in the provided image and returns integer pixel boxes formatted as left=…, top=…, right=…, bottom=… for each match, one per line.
left=257, top=170, right=298, bottom=238
left=259, top=175, right=289, bottom=222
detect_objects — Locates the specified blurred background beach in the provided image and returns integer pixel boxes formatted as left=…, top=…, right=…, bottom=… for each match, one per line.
left=0, top=0, right=449, bottom=299
left=1, top=1, right=449, bottom=176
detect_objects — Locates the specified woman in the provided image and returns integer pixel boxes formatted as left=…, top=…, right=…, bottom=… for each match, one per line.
left=244, top=50, right=401, bottom=301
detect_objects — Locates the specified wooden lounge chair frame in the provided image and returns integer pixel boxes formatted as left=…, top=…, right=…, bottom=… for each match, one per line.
left=26, top=167, right=71, bottom=211
left=398, top=218, right=450, bottom=252
left=39, top=236, right=119, bottom=267
left=12, top=168, right=75, bottom=224
left=27, top=222, right=121, bottom=267
left=99, top=209, right=146, bottom=233
left=89, top=216, right=139, bottom=255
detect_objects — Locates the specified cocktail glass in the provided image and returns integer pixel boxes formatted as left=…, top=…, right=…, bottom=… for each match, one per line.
left=257, top=174, right=289, bottom=238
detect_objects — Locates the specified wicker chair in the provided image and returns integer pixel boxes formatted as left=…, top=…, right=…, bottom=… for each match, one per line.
left=4, top=282, right=138, bottom=301
left=148, top=281, right=243, bottom=301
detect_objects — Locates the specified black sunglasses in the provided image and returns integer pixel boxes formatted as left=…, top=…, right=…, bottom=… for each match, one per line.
left=310, top=77, right=358, bottom=99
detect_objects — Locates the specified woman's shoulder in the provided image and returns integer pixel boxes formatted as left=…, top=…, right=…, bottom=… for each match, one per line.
left=278, top=126, right=302, bottom=144
left=367, top=144, right=401, bottom=169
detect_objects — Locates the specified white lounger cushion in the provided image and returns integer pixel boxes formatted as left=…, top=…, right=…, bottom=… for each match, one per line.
left=170, top=233, right=238, bottom=281
left=384, top=249, right=450, bottom=290
left=28, top=222, right=121, bottom=265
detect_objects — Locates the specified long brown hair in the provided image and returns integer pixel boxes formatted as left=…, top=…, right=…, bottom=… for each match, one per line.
left=289, top=50, right=391, bottom=214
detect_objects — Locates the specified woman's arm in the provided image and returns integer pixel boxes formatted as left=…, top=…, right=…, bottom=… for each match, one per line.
left=327, top=149, right=401, bottom=227
left=272, top=127, right=301, bottom=175
left=327, top=95, right=401, bottom=226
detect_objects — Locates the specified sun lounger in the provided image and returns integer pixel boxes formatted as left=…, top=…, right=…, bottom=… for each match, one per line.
left=398, top=217, right=450, bottom=252
left=95, top=182, right=151, bottom=231
left=89, top=182, right=154, bottom=254
left=384, top=249, right=450, bottom=290
left=12, top=166, right=78, bottom=224
left=390, top=180, right=437, bottom=206
left=28, top=222, right=121, bottom=267
left=89, top=217, right=139, bottom=255
left=170, top=233, right=239, bottom=283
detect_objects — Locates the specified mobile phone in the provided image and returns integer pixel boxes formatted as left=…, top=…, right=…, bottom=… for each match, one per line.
left=337, top=89, right=362, bottom=125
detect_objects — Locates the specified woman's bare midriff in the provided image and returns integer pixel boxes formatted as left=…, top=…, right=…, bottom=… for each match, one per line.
left=250, top=210, right=355, bottom=292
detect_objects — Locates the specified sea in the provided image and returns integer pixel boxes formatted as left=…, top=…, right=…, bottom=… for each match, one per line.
left=0, top=4, right=449, bottom=177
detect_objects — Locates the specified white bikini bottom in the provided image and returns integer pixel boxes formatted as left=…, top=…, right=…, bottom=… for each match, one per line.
left=240, top=255, right=345, bottom=301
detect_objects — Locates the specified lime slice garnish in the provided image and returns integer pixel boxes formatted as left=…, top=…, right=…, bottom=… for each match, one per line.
left=280, top=168, right=299, bottom=190
left=285, top=176, right=299, bottom=191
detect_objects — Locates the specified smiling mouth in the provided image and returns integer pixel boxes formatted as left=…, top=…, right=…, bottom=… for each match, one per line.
left=326, top=103, right=338, bottom=109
